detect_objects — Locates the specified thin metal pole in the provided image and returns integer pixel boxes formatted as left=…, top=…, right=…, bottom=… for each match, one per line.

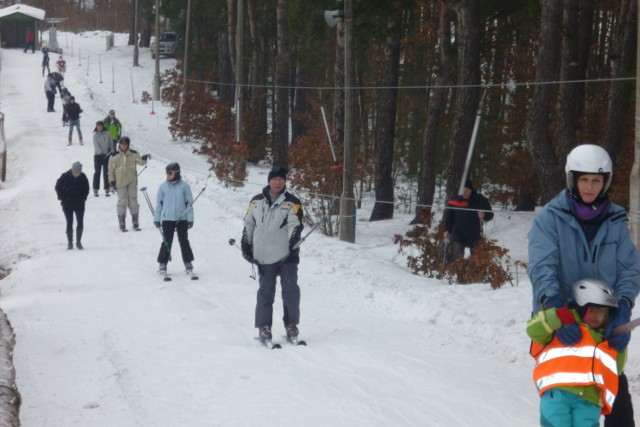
left=153, top=0, right=160, bottom=100
left=235, top=0, right=244, bottom=144
left=339, top=0, right=355, bottom=243
left=177, top=0, right=192, bottom=124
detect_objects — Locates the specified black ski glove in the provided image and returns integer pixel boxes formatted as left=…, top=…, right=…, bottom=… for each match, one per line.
left=241, top=240, right=253, bottom=263
left=154, top=221, right=161, bottom=229
left=187, top=221, right=193, bottom=229
left=141, top=154, right=150, bottom=161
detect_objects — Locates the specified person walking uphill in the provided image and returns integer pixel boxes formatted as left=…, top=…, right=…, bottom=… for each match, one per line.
left=153, top=163, right=195, bottom=276
left=528, top=144, right=640, bottom=427
left=241, top=166, right=305, bottom=345
left=66, top=97, right=83, bottom=146
left=92, top=121, right=112, bottom=197
left=103, top=110, right=122, bottom=151
left=443, top=178, right=493, bottom=261
left=44, top=73, right=57, bottom=112
left=55, top=161, right=90, bottom=250
left=108, top=137, right=149, bottom=232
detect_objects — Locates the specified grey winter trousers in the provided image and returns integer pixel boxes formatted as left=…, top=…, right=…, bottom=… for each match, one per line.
left=255, top=260, right=300, bottom=329
left=115, top=181, right=140, bottom=216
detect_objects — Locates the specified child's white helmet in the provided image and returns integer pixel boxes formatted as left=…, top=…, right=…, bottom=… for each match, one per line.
left=571, top=278, right=618, bottom=308
left=565, top=144, right=613, bottom=196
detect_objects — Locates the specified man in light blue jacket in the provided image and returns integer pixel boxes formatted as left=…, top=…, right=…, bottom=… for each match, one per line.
left=528, top=144, right=640, bottom=426
left=154, top=162, right=194, bottom=275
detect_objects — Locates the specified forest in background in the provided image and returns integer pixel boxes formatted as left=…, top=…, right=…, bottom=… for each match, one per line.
left=13, top=1, right=638, bottom=228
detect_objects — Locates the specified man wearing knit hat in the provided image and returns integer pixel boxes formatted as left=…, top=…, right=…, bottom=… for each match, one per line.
left=241, top=166, right=305, bottom=346
left=443, top=177, right=493, bottom=264
left=55, top=161, right=90, bottom=250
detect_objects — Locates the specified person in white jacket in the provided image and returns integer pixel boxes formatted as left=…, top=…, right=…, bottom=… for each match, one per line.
left=241, top=166, right=304, bottom=343
left=153, top=162, right=194, bottom=275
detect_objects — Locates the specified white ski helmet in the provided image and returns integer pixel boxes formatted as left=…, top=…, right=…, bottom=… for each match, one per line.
left=571, top=278, right=618, bottom=308
left=565, top=144, right=613, bottom=196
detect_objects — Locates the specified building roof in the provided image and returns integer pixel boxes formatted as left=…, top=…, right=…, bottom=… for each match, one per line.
left=0, top=4, right=46, bottom=21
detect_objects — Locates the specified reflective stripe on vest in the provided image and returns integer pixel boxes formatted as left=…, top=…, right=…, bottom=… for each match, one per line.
left=532, top=325, right=619, bottom=415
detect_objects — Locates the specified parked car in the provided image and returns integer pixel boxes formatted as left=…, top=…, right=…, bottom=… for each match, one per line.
left=151, top=31, right=178, bottom=58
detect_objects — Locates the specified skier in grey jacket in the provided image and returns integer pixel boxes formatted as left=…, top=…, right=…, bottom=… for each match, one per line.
left=92, top=121, right=113, bottom=197
left=241, top=166, right=304, bottom=343
left=154, top=162, right=195, bottom=274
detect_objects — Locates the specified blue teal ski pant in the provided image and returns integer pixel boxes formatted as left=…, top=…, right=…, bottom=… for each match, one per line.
left=540, top=389, right=600, bottom=427
left=254, top=259, right=300, bottom=329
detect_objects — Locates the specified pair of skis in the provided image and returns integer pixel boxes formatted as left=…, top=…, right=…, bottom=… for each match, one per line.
left=257, top=335, right=307, bottom=349
left=159, top=269, right=199, bottom=282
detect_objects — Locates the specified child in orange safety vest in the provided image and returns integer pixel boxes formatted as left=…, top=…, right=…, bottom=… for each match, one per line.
left=527, top=278, right=626, bottom=427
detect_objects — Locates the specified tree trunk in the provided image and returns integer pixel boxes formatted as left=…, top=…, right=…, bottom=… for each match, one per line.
left=273, top=0, right=290, bottom=167
left=525, top=0, right=564, bottom=203
left=604, top=0, right=637, bottom=164
left=444, top=0, right=481, bottom=199
left=412, top=1, right=453, bottom=224
left=370, top=2, right=402, bottom=221
left=247, top=0, right=267, bottom=162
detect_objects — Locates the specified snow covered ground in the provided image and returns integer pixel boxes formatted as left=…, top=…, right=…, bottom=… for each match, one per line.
left=0, top=31, right=639, bottom=426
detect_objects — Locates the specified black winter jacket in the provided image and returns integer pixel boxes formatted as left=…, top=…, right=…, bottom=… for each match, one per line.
left=55, top=170, right=89, bottom=207
left=443, top=191, right=493, bottom=247
left=66, top=103, right=83, bottom=121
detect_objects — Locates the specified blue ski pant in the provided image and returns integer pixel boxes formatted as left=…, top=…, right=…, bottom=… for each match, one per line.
left=255, top=260, right=300, bottom=329
left=540, top=389, right=600, bottom=427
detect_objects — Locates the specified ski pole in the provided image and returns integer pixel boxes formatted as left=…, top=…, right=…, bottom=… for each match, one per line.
left=137, top=165, right=148, bottom=177
left=140, top=186, right=172, bottom=261
left=292, top=221, right=321, bottom=251
left=177, top=173, right=211, bottom=220
left=140, top=186, right=155, bottom=216
left=612, top=317, right=640, bottom=336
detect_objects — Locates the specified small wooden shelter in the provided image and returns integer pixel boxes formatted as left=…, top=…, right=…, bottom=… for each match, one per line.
left=0, top=4, right=45, bottom=49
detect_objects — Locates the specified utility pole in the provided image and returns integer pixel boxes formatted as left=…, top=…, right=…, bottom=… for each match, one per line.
left=339, top=0, right=355, bottom=243
left=133, top=0, right=139, bottom=66
left=153, top=0, right=160, bottom=100
left=630, top=2, right=640, bottom=247
left=177, top=0, right=192, bottom=123
left=235, top=0, right=244, bottom=145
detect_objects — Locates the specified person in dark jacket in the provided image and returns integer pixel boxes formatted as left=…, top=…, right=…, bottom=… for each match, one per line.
left=44, top=74, right=57, bottom=112
left=443, top=178, right=494, bottom=261
left=241, top=166, right=305, bottom=344
left=92, top=121, right=112, bottom=197
left=41, top=47, right=50, bottom=77
left=55, top=161, right=90, bottom=250
left=66, top=97, right=83, bottom=146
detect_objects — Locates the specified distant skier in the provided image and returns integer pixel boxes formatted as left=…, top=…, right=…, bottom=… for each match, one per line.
left=56, top=55, right=67, bottom=74
left=66, top=97, right=83, bottom=146
left=41, top=47, right=50, bottom=76
left=153, top=162, right=195, bottom=276
left=241, top=166, right=304, bottom=345
left=92, top=121, right=112, bottom=197
left=24, top=27, right=35, bottom=53
left=108, top=136, right=149, bottom=232
left=60, top=87, right=72, bottom=126
left=103, top=110, right=122, bottom=151
left=44, top=73, right=57, bottom=112
left=55, top=161, right=89, bottom=250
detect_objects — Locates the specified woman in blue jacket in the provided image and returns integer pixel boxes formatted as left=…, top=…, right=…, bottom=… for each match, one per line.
left=153, top=162, right=194, bottom=275
left=528, top=144, right=640, bottom=426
